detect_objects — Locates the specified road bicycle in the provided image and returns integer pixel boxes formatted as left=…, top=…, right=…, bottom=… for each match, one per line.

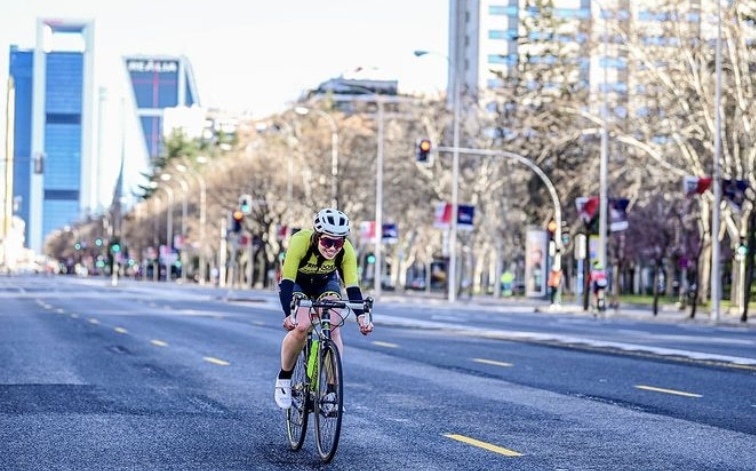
left=285, top=294, right=374, bottom=463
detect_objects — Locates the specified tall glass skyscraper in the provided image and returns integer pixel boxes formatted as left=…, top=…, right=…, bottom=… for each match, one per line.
left=8, top=18, right=96, bottom=254
left=123, top=55, right=200, bottom=161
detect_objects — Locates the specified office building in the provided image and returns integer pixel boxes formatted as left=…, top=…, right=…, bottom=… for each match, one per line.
left=448, top=0, right=726, bottom=114
left=123, top=55, right=200, bottom=161
left=8, top=18, right=95, bottom=254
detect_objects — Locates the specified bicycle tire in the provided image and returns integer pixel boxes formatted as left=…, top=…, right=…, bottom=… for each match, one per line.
left=314, top=341, right=343, bottom=463
left=286, top=348, right=309, bottom=450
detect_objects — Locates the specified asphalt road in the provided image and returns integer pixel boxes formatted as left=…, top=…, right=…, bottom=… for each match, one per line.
left=1, top=274, right=754, bottom=470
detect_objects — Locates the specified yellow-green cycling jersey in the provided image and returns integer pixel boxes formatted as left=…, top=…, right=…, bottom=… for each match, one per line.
left=280, top=229, right=360, bottom=288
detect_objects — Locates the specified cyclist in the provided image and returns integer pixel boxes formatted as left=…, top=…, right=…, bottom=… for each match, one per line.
left=589, top=260, right=608, bottom=308
left=274, top=208, right=374, bottom=409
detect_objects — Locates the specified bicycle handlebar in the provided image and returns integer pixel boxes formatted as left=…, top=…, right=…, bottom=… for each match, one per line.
left=292, top=294, right=374, bottom=314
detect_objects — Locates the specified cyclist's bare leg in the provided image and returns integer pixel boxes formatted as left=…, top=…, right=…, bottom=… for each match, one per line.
left=330, top=324, right=343, bottom=356
left=281, top=306, right=311, bottom=371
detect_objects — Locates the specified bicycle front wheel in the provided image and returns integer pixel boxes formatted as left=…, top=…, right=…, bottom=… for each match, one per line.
left=286, top=348, right=309, bottom=451
left=314, top=340, right=343, bottom=463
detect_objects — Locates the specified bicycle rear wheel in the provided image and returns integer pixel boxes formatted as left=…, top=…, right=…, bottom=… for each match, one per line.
left=286, top=348, right=309, bottom=450
left=314, top=341, right=343, bottom=463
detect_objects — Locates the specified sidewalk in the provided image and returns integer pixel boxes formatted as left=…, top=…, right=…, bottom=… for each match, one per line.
left=377, top=291, right=755, bottom=328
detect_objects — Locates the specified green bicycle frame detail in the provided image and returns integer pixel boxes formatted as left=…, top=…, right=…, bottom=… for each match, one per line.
left=307, top=339, right=319, bottom=386
left=306, top=313, right=331, bottom=390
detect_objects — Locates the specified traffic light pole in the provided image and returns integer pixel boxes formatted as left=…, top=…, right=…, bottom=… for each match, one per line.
left=437, top=145, right=564, bottom=282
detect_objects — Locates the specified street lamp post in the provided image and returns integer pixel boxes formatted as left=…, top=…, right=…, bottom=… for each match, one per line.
left=414, top=49, right=462, bottom=302
left=151, top=195, right=161, bottom=282
left=294, top=107, right=339, bottom=208
left=270, top=118, right=297, bottom=214
left=598, top=4, right=610, bottom=270
left=711, top=0, right=723, bottom=322
left=161, top=173, right=189, bottom=283
left=151, top=182, right=174, bottom=281
left=338, top=85, right=387, bottom=298
left=176, top=159, right=207, bottom=284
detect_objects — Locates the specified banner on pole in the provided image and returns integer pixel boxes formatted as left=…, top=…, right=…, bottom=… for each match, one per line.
left=433, top=203, right=474, bottom=231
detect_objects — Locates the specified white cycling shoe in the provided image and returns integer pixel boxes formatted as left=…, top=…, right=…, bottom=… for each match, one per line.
left=274, top=378, right=292, bottom=409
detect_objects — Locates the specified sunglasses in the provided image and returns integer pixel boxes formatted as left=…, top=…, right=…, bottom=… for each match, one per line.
left=319, top=237, right=345, bottom=249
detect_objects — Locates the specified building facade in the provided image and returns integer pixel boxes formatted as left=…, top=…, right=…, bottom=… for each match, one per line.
left=8, top=18, right=96, bottom=254
left=123, top=55, right=200, bottom=161
left=448, top=0, right=722, bottom=112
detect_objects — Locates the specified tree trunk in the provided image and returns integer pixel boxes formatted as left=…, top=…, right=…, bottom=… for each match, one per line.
left=698, top=240, right=712, bottom=311
left=652, top=258, right=661, bottom=316
left=689, top=235, right=706, bottom=319
left=742, top=212, right=755, bottom=323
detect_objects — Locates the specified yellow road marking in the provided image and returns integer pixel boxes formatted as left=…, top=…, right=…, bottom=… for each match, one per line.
left=474, top=358, right=513, bottom=368
left=204, top=356, right=230, bottom=366
left=635, top=384, right=702, bottom=398
left=444, top=434, right=522, bottom=457
left=372, top=341, right=399, bottom=348
left=88, top=318, right=100, bottom=325
left=114, top=327, right=128, bottom=334
left=150, top=339, right=169, bottom=347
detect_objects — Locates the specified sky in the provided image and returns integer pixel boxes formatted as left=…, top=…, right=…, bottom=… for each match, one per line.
left=0, top=0, right=450, bottom=117
left=0, top=0, right=449, bottom=210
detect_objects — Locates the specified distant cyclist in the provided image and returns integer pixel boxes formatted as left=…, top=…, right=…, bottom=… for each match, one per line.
left=274, top=208, right=374, bottom=409
left=589, top=261, right=608, bottom=308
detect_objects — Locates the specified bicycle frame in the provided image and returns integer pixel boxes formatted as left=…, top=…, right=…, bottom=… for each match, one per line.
left=285, top=295, right=373, bottom=463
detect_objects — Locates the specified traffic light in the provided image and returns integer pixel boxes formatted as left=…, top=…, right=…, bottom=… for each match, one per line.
left=547, top=219, right=557, bottom=239
left=110, top=239, right=121, bottom=254
left=231, top=210, right=244, bottom=233
left=239, top=194, right=252, bottom=214
left=366, top=253, right=376, bottom=264
left=737, top=241, right=748, bottom=257
left=416, top=139, right=432, bottom=164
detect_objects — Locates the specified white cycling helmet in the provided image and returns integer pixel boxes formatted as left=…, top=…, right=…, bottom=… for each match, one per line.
left=314, top=208, right=350, bottom=237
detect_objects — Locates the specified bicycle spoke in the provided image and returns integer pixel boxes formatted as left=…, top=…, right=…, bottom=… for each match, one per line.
left=286, top=349, right=309, bottom=450
left=314, top=341, right=343, bottom=462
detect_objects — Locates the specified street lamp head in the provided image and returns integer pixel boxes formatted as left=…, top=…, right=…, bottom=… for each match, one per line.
left=294, top=106, right=310, bottom=116
left=413, top=50, right=429, bottom=57
left=175, top=164, right=187, bottom=173
left=160, top=173, right=171, bottom=182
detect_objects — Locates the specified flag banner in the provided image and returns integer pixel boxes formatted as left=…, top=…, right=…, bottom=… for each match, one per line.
left=360, top=221, right=399, bottom=244
left=576, top=196, right=599, bottom=223
left=433, top=203, right=475, bottom=231
left=576, top=196, right=629, bottom=231
left=722, top=179, right=748, bottom=211
left=683, top=175, right=712, bottom=196
left=609, top=198, right=630, bottom=232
